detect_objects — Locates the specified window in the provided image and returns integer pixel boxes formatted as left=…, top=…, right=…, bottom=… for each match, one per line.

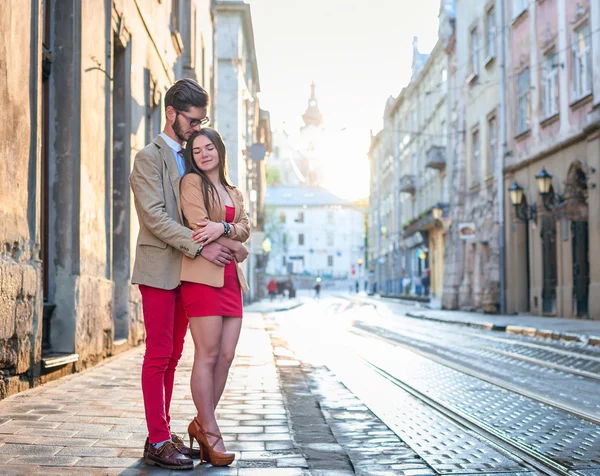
left=517, top=68, right=531, bottom=134
left=470, top=28, right=479, bottom=77
left=472, top=129, right=481, bottom=184
left=327, top=234, right=334, bottom=246
left=487, top=116, right=497, bottom=178
left=171, top=0, right=181, bottom=33
left=486, top=7, right=496, bottom=59
left=298, top=233, right=304, bottom=246
left=279, top=212, right=286, bottom=223
left=542, top=52, right=559, bottom=118
left=327, top=256, right=334, bottom=267
left=144, top=70, right=161, bottom=144
left=295, top=211, right=304, bottom=223
left=513, top=0, right=527, bottom=18
left=572, top=24, right=592, bottom=100
left=441, top=68, right=448, bottom=95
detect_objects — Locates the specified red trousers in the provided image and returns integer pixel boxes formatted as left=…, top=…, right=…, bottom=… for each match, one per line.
left=139, top=285, right=188, bottom=443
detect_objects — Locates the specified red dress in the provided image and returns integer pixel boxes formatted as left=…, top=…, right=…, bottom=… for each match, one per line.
left=181, top=206, right=243, bottom=318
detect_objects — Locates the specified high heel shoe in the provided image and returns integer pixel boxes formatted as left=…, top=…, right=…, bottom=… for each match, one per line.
left=188, top=417, right=235, bottom=467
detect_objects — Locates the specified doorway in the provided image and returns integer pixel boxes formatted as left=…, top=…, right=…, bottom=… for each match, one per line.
left=565, top=162, right=590, bottom=318
left=111, top=32, right=131, bottom=340
left=540, top=214, right=557, bottom=315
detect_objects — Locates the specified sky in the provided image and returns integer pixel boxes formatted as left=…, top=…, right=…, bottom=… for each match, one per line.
left=247, top=0, right=440, bottom=201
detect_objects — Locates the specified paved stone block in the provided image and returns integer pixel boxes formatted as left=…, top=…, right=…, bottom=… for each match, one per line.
left=56, top=423, right=112, bottom=432
left=237, top=433, right=291, bottom=441
left=53, top=442, right=120, bottom=460
left=264, top=426, right=290, bottom=433
left=0, top=443, right=62, bottom=455
left=5, top=455, right=80, bottom=466
left=221, top=426, right=264, bottom=434
left=15, top=428, right=78, bottom=437
left=72, top=456, right=141, bottom=467
left=238, top=469, right=307, bottom=475
left=226, top=441, right=266, bottom=451
left=265, top=441, right=295, bottom=451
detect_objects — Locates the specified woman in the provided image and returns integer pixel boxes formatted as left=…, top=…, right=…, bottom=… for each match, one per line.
left=179, top=128, right=250, bottom=466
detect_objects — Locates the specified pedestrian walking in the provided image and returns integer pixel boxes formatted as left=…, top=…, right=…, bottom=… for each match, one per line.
left=267, top=278, right=277, bottom=301
left=179, top=127, right=250, bottom=467
left=422, top=269, right=431, bottom=297
left=314, top=282, right=321, bottom=299
left=129, top=79, right=247, bottom=470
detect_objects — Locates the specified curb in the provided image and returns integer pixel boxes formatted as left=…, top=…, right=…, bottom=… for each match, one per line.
left=405, top=311, right=600, bottom=348
left=246, top=301, right=305, bottom=314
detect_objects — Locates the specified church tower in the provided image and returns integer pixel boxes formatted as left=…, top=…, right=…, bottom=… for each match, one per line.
left=302, top=82, right=323, bottom=128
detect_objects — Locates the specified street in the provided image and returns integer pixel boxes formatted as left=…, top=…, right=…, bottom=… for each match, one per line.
left=270, top=291, right=600, bottom=475
left=0, top=292, right=599, bottom=475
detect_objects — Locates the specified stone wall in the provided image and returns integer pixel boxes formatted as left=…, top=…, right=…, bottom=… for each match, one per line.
left=0, top=0, right=44, bottom=399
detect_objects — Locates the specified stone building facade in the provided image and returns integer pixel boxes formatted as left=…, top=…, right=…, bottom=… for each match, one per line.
left=369, top=8, right=451, bottom=299
left=367, top=109, right=395, bottom=294
left=504, top=0, right=600, bottom=320
left=442, top=0, right=502, bottom=312
left=0, top=0, right=213, bottom=399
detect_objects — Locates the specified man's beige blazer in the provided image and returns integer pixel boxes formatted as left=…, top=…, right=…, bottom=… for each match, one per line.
left=129, top=135, right=201, bottom=290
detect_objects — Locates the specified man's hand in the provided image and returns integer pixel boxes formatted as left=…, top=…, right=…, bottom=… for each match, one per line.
left=233, top=243, right=249, bottom=263
left=200, top=242, right=232, bottom=267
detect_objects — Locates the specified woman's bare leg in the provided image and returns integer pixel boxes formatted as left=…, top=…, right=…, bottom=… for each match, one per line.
left=188, top=315, right=226, bottom=452
left=213, top=317, right=243, bottom=408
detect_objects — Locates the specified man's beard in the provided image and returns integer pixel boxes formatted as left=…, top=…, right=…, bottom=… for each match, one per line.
left=173, top=116, right=187, bottom=143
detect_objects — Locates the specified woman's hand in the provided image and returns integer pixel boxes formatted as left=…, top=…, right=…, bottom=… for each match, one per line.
left=194, top=221, right=225, bottom=245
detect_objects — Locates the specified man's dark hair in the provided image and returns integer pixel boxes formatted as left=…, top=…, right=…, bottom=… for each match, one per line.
left=165, top=78, right=209, bottom=111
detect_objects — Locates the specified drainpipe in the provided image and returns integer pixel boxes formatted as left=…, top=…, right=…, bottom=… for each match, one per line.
left=497, top=0, right=507, bottom=314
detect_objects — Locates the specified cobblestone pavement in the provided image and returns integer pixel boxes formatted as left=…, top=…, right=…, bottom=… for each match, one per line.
left=0, top=311, right=432, bottom=475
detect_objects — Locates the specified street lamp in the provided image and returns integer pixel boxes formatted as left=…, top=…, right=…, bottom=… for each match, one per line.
left=535, top=168, right=553, bottom=195
left=535, top=167, right=563, bottom=211
left=262, top=238, right=271, bottom=253
left=508, top=181, right=536, bottom=222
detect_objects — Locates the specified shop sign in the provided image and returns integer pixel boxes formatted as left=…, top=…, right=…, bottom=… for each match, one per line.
left=458, top=222, right=476, bottom=240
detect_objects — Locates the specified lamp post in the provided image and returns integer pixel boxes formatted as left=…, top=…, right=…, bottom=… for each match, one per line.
left=508, top=181, right=536, bottom=222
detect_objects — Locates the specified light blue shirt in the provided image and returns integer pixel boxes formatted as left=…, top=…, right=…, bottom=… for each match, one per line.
left=160, top=132, right=186, bottom=177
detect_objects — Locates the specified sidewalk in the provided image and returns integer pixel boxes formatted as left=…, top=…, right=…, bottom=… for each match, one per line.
left=0, top=314, right=306, bottom=475
left=376, top=295, right=600, bottom=347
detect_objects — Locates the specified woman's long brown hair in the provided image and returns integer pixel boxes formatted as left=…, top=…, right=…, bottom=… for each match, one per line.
left=183, top=128, right=233, bottom=219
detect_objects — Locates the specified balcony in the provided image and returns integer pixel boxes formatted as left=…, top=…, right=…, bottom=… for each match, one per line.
left=399, top=174, right=416, bottom=194
left=425, top=145, right=446, bottom=171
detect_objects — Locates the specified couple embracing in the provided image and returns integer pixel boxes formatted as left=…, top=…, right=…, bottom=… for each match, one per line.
left=129, top=78, right=249, bottom=469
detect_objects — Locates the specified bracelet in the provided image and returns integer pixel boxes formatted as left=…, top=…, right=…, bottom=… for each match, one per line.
left=220, top=221, right=231, bottom=237
left=195, top=245, right=203, bottom=257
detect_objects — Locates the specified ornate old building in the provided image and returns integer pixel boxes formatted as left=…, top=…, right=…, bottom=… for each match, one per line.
left=504, top=0, right=600, bottom=320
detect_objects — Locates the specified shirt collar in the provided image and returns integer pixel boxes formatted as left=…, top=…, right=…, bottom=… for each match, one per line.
left=159, top=132, right=183, bottom=154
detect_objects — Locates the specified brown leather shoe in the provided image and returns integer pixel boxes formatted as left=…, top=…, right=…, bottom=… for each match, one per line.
left=171, top=432, right=202, bottom=459
left=144, top=441, right=193, bottom=470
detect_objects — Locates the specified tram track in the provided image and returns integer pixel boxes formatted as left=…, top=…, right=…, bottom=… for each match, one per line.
left=361, top=357, right=593, bottom=476
left=351, top=324, right=600, bottom=425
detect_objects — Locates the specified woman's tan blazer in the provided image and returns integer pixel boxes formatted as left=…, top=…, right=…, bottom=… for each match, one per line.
left=179, top=173, right=250, bottom=293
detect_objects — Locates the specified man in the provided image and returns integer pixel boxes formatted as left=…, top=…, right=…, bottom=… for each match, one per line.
left=129, top=78, right=248, bottom=470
